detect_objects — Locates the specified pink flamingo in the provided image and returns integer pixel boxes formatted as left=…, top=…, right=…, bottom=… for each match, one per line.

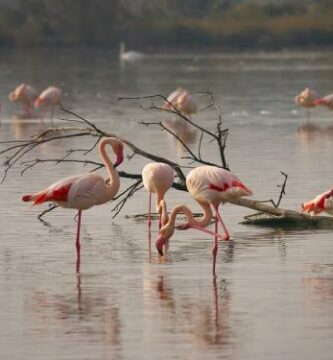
left=35, top=86, right=62, bottom=120
left=22, top=137, right=124, bottom=272
left=142, top=162, right=174, bottom=230
left=294, top=88, right=320, bottom=121
left=301, top=188, right=333, bottom=215
left=314, top=93, right=333, bottom=110
left=156, top=165, right=252, bottom=276
left=9, top=83, right=37, bottom=118
left=163, top=88, right=197, bottom=116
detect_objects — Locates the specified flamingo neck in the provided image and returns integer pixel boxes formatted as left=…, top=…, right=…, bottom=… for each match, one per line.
left=163, top=201, right=213, bottom=230
left=119, top=42, right=125, bottom=59
left=99, top=138, right=120, bottom=199
left=158, top=199, right=169, bottom=226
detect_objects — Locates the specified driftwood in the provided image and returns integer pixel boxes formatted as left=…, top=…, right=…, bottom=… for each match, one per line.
left=230, top=198, right=333, bottom=229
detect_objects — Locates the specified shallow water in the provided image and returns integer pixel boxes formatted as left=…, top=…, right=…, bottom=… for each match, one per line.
left=1, top=49, right=333, bottom=360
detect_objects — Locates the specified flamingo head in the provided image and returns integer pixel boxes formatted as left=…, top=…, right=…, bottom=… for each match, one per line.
left=155, top=225, right=174, bottom=256
left=34, top=97, right=43, bottom=108
left=112, top=140, right=124, bottom=168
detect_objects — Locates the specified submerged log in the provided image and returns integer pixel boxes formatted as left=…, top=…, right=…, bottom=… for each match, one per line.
left=229, top=197, right=333, bottom=229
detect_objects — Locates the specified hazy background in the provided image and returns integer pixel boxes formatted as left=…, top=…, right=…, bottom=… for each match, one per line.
left=0, top=0, right=332, bottom=50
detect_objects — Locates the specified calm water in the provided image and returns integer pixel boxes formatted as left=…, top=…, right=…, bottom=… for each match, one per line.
left=1, top=49, right=333, bottom=360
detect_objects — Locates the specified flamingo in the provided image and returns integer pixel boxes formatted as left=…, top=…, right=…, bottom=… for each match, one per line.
left=142, top=162, right=174, bottom=230
left=301, top=188, right=333, bottom=216
left=35, top=86, right=62, bottom=120
left=314, top=93, right=333, bottom=110
left=294, top=88, right=320, bottom=121
left=22, top=137, right=124, bottom=272
left=156, top=165, right=252, bottom=276
left=119, top=42, right=144, bottom=62
left=9, top=83, right=37, bottom=118
left=163, top=88, right=197, bottom=116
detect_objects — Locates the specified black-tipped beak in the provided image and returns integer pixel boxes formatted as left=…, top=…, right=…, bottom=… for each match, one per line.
left=114, top=153, right=124, bottom=168
left=156, top=234, right=166, bottom=256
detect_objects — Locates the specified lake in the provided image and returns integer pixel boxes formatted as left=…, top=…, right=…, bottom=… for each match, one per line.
left=1, top=49, right=333, bottom=360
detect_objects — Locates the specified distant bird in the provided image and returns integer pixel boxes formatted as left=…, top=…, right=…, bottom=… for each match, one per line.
left=156, top=165, right=252, bottom=276
left=163, top=88, right=198, bottom=116
left=119, top=42, right=144, bottom=62
left=301, top=188, right=333, bottom=216
left=35, top=86, right=62, bottom=120
left=314, top=93, right=333, bottom=110
left=22, top=137, right=124, bottom=272
left=294, top=88, right=320, bottom=121
left=9, top=83, right=37, bottom=118
left=142, top=162, right=174, bottom=230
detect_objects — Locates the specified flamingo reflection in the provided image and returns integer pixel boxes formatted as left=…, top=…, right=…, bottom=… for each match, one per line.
left=143, top=267, right=232, bottom=347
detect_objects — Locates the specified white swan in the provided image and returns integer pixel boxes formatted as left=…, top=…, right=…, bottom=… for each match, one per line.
left=119, top=42, right=144, bottom=62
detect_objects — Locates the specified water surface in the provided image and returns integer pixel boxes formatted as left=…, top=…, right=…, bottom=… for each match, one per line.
left=1, top=49, right=333, bottom=360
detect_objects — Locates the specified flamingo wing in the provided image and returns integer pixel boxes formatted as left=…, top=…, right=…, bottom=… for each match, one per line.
left=67, top=174, right=108, bottom=209
left=23, top=174, right=80, bottom=205
left=302, top=189, right=333, bottom=215
left=187, top=166, right=252, bottom=204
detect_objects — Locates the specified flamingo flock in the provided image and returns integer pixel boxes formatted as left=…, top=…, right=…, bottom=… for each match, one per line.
left=9, top=83, right=62, bottom=120
left=19, top=86, right=333, bottom=276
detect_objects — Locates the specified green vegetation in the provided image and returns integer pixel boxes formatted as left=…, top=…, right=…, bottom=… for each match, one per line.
left=0, top=0, right=332, bottom=49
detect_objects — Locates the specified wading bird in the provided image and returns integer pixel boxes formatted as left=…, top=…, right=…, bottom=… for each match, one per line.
left=35, top=86, right=62, bottom=120
left=163, top=88, right=197, bottom=117
left=9, top=83, right=37, bottom=118
left=301, top=188, right=333, bottom=215
left=22, top=137, right=124, bottom=272
left=314, top=93, right=333, bottom=110
left=294, top=88, right=320, bottom=121
left=142, top=162, right=174, bottom=230
left=156, top=165, right=252, bottom=276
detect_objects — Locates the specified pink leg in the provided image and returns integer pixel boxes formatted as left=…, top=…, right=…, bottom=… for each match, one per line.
left=76, top=210, right=82, bottom=273
left=40, top=106, right=47, bottom=123
left=148, top=193, right=152, bottom=231
left=50, top=106, right=55, bottom=122
left=212, top=212, right=218, bottom=277
left=213, top=204, right=230, bottom=241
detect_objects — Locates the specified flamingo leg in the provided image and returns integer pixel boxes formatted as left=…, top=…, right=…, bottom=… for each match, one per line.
left=306, top=108, right=310, bottom=123
left=148, top=192, right=152, bottom=231
left=40, top=106, right=47, bottom=122
left=22, top=103, right=27, bottom=117
left=213, top=204, right=230, bottom=241
left=212, top=212, right=218, bottom=277
left=75, top=210, right=82, bottom=273
left=50, top=105, right=55, bottom=122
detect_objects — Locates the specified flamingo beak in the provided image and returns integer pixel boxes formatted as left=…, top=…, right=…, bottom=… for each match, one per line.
left=156, top=234, right=166, bottom=256
left=114, top=152, right=124, bottom=168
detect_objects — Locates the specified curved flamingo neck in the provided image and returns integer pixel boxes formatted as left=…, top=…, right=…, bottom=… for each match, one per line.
left=163, top=201, right=213, bottom=230
left=99, top=138, right=120, bottom=198
left=158, top=199, right=169, bottom=227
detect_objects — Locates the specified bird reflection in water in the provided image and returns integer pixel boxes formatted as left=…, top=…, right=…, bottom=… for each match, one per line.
left=143, top=267, right=233, bottom=347
left=297, top=122, right=333, bottom=145
left=29, top=273, right=122, bottom=347
left=163, top=117, right=197, bottom=156
left=10, top=117, right=45, bottom=140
